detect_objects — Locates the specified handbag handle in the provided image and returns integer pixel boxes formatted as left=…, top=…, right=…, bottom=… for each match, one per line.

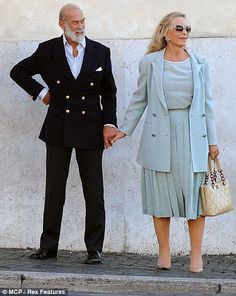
left=207, top=157, right=221, bottom=172
left=215, top=158, right=226, bottom=185
left=204, top=157, right=226, bottom=186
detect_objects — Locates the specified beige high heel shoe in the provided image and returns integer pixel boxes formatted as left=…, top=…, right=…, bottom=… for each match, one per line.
left=157, top=265, right=171, bottom=270
left=157, top=259, right=171, bottom=270
left=189, top=267, right=203, bottom=273
left=189, top=257, right=203, bottom=273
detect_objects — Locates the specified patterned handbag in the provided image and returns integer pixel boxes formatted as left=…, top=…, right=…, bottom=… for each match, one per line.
left=200, top=158, right=233, bottom=216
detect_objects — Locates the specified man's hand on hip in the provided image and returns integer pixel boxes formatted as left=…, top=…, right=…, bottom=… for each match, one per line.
left=42, top=91, right=51, bottom=105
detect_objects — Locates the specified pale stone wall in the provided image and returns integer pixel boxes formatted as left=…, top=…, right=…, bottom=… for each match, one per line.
left=1, top=0, right=236, bottom=41
left=0, top=37, right=235, bottom=254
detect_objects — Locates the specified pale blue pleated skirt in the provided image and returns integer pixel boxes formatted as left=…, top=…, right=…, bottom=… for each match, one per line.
left=141, top=109, right=204, bottom=220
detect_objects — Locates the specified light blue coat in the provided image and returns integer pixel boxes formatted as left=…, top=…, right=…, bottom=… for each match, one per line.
left=121, top=49, right=217, bottom=172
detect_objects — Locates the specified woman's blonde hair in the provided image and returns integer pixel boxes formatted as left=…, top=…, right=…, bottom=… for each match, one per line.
left=147, top=12, right=186, bottom=54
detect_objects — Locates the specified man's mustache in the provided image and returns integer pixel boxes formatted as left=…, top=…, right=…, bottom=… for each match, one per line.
left=75, top=30, right=84, bottom=33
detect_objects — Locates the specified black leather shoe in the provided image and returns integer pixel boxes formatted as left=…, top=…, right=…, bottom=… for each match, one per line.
left=84, top=251, right=102, bottom=264
left=29, top=248, right=57, bottom=260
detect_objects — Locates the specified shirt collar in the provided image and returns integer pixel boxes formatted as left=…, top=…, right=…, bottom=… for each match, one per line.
left=63, top=34, right=86, bottom=49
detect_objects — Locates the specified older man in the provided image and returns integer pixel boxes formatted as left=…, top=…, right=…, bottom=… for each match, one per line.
left=10, top=3, right=117, bottom=264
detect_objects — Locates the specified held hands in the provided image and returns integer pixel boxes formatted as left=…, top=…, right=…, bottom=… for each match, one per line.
left=209, top=145, right=220, bottom=160
left=103, top=126, right=117, bottom=149
left=111, top=130, right=126, bottom=144
left=42, top=91, right=51, bottom=105
left=103, top=127, right=126, bottom=149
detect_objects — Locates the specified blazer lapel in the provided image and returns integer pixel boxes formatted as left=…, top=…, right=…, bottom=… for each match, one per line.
left=80, top=38, right=94, bottom=71
left=75, top=37, right=95, bottom=81
left=151, top=49, right=204, bottom=111
left=151, top=50, right=167, bottom=111
left=52, top=36, right=75, bottom=81
left=188, top=50, right=204, bottom=99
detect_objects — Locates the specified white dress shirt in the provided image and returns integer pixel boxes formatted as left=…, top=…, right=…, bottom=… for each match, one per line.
left=63, top=34, right=86, bottom=78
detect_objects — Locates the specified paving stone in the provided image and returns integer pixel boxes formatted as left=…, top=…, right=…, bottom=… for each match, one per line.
left=0, top=249, right=235, bottom=280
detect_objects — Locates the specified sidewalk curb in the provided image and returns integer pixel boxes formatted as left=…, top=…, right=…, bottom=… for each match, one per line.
left=1, top=270, right=236, bottom=294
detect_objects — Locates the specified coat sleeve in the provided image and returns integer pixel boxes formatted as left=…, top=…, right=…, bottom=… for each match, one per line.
left=120, top=56, right=148, bottom=136
left=10, top=44, right=45, bottom=100
left=204, top=59, right=218, bottom=145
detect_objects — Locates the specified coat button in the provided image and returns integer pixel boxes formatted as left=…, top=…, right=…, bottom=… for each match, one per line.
left=202, top=114, right=206, bottom=117
left=81, top=96, right=86, bottom=100
left=56, top=80, right=60, bottom=84
left=66, top=95, right=70, bottom=99
left=152, top=134, right=156, bottom=137
left=203, top=134, right=207, bottom=137
left=82, top=111, right=86, bottom=115
left=66, top=109, right=70, bottom=113
left=152, top=113, right=156, bottom=117
left=90, top=82, right=94, bottom=86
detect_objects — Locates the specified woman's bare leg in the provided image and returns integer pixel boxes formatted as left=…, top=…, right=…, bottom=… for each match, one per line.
left=188, top=216, right=205, bottom=272
left=153, top=216, right=171, bottom=269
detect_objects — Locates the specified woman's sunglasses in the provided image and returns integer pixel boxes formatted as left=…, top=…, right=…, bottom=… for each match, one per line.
left=169, top=25, right=191, bottom=33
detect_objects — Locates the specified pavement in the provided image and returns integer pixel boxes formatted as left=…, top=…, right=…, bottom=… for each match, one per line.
left=0, top=248, right=236, bottom=294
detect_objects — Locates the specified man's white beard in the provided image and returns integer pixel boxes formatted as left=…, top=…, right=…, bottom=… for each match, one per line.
left=65, top=26, right=85, bottom=43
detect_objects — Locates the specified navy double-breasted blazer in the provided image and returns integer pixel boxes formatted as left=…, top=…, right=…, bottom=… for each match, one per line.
left=10, top=36, right=117, bottom=150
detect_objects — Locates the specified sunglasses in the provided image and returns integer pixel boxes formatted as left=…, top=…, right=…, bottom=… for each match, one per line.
left=170, top=25, right=191, bottom=33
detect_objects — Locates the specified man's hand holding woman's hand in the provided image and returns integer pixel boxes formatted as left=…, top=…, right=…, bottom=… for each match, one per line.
left=111, top=130, right=126, bottom=144
left=103, top=128, right=126, bottom=149
left=103, top=126, right=117, bottom=149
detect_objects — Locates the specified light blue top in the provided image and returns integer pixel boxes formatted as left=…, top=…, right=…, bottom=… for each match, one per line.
left=163, top=58, right=194, bottom=110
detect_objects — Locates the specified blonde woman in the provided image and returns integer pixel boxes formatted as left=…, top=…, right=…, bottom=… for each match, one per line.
left=112, top=12, right=219, bottom=272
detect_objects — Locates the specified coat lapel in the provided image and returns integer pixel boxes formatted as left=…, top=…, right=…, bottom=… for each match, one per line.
left=75, top=37, right=95, bottom=81
left=188, top=50, right=204, bottom=99
left=151, top=49, right=204, bottom=111
left=52, top=36, right=75, bottom=81
left=151, top=50, right=167, bottom=111
left=51, top=36, right=96, bottom=84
